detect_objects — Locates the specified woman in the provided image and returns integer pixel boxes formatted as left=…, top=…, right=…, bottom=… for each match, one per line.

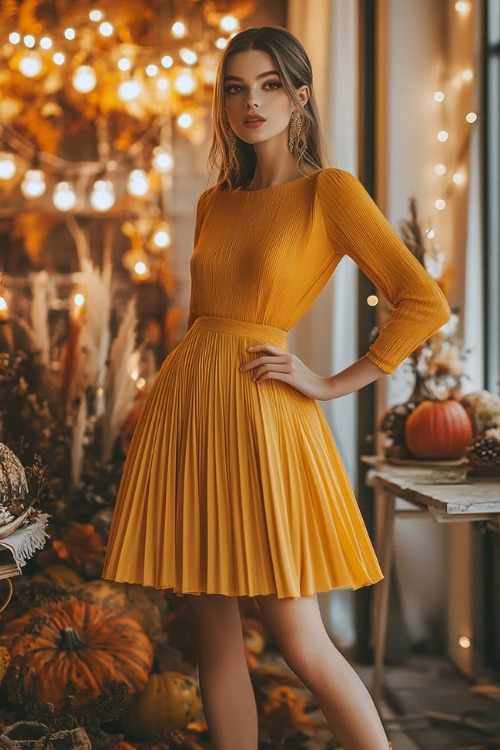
left=103, top=26, right=449, bottom=750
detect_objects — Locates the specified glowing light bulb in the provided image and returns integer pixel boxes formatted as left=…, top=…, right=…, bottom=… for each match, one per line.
left=177, top=112, right=193, bottom=129
left=40, top=36, right=52, bottom=49
left=466, top=111, right=478, bottom=123
left=453, top=171, right=466, bottom=185
left=99, top=21, right=113, bottom=36
left=90, top=179, right=115, bottom=211
left=174, top=70, right=196, bottom=95
left=21, top=168, right=46, bottom=198
left=152, top=225, right=171, bottom=249
left=53, top=52, right=65, bottom=65
left=216, top=37, right=229, bottom=49
left=118, top=79, right=143, bottom=101
left=0, top=152, right=17, bottom=180
left=161, top=55, right=173, bottom=68
left=146, top=64, right=159, bottom=77
left=127, top=169, right=150, bottom=196
left=220, top=14, right=239, bottom=32
left=9, top=32, right=20, bottom=44
left=73, top=292, right=85, bottom=309
left=435, top=198, right=446, bottom=211
left=425, top=228, right=436, bottom=239
left=0, top=296, right=8, bottom=320
left=366, top=295, right=379, bottom=307
left=134, top=261, right=148, bottom=275
left=455, top=1, right=471, bottom=14
left=156, top=77, right=169, bottom=93
left=437, top=130, right=449, bottom=142
left=152, top=146, right=174, bottom=173
left=118, top=57, right=132, bottom=71
left=458, top=635, right=471, bottom=648
left=461, top=68, right=473, bottom=82
left=72, top=65, right=97, bottom=93
left=89, top=9, right=103, bottom=21
left=434, top=163, right=446, bottom=175
left=433, top=90, right=445, bottom=102
left=172, top=20, right=187, bottom=38
left=179, top=47, right=197, bottom=65
left=18, top=51, right=43, bottom=77
left=23, top=34, right=35, bottom=48
left=53, top=181, right=76, bottom=211
left=64, top=28, right=76, bottom=40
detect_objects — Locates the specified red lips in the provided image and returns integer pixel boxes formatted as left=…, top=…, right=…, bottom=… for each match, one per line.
left=243, top=114, right=266, bottom=123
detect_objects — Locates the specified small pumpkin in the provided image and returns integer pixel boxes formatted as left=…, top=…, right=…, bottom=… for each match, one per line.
left=404, top=399, right=473, bottom=459
left=122, top=671, right=201, bottom=740
left=0, top=598, right=153, bottom=709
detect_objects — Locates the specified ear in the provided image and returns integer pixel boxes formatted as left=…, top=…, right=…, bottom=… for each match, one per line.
left=296, top=85, right=310, bottom=106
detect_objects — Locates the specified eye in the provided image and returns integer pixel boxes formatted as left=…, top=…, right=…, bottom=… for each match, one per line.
left=264, top=81, right=282, bottom=91
left=224, top=84, right=243, bottom=95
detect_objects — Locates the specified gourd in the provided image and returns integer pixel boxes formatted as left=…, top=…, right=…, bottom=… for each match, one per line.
left=404, top=399, right=472, bottom=460
left=32, top=564, right=84, bottom=588
left=121, top=671, right=201, bottom=740
left=0, top=644, right=10, bottom=683
left=0, top=598, right=153, bottom=708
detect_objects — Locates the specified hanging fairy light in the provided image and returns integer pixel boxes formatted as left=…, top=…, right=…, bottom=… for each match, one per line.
left=21, top=168, right=46, bottom=198
left=23, top=34, right=36, bottom=48
left=40, top=36, right=53, bottom=50
left=90, top=179, right=115, bottom=211
left=64, top=27, right=76, bottom=40
left=118, top=79, right=143, bottom=101
left=174, top=69, right=196, bottom=95
left=8, top=32, right=20, bottom=44
left=0, top=292, right=9, bottom=322
left=171, top=20, right=187, bottom=38
left=179, top=48, right=198, bottom=65
left=0, top=152, right=17, bottom=180
left=53, top=181, right=76, bottom=211
left=177, top=112, right=194, bottom=129
left=98, top=21, right=114, bottom=37
left=151, top=222, right=172, bottom=250
left=127, top=168, right=150, bottom=196
left=72, top=65, right=97, bottom=93
left=18, top=51, right=43, bottom=77
left=220, top=15, right=239, bottom=33
left=53, top=52, right=65, bottom=65
left=89, top=9, right=103, bottom=22
left=152, top=146, right=174, bottom=173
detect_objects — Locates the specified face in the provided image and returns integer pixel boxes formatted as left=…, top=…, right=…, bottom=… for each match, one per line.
left=223, top=49, right=308, bottom=148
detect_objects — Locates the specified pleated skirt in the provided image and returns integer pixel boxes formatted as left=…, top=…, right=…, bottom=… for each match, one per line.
left=102, top=316, right=383, bottom=598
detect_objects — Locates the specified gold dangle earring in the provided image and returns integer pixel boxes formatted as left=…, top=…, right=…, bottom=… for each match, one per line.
left=227, top=127, right=237, bottom=154
left=288, top=109, right=302, bottom=153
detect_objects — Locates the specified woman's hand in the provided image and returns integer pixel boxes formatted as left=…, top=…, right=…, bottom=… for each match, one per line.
left=240, top=346, right=386, bottom=401
left=239, top=345, right=333, bottom=401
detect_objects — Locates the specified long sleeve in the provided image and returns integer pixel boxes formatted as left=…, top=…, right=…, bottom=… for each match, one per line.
left=317, top=169, right=450, bottom=373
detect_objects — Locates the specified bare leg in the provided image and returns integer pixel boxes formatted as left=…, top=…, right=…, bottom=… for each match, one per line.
left=257, top=594, right=390, bottom=750
left=187, top=594, right=258, bottom=750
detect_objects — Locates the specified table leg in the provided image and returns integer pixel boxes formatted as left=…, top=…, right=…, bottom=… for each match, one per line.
left=371, top=489, right=396, bottom=707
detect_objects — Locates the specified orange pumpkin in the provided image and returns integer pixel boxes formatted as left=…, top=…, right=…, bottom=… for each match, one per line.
left=121, top=671, right=201, bottom=740
left=0, top=598, right=153, bottom=708
left=404, top=399, right=472, bottom=459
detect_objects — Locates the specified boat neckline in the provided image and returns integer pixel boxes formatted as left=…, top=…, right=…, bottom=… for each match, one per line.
left=238, top=171, right=320, bottom=193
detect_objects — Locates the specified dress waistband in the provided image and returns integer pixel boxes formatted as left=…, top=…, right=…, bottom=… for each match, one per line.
left=193, top=316, right=287, bottom=348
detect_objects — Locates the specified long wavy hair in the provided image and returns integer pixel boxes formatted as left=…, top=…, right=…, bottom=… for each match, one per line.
left=209, top=26, right=326, bottom=191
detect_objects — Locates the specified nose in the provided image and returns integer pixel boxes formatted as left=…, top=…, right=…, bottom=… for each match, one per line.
left=245, top=86, right=260, bottom=109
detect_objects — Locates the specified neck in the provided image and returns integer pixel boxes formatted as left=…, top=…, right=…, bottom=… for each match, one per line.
left=248, top=139, right=304, bottom=190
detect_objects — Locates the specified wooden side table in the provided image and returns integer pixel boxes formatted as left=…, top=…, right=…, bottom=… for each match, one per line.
left=361, top=456, right=500, bottom=708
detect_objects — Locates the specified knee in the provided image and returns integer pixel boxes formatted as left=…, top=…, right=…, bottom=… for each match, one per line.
left=279, top=635, right=328, bottom=683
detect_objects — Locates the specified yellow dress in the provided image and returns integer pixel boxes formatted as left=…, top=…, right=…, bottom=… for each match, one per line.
left=102, top=169, right=449, bottom=598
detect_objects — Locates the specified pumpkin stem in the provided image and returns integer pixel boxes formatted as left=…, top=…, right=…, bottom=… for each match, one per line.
left=60, top=626, right=85, bottom=651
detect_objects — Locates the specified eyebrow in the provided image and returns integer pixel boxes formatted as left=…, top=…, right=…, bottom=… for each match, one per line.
left=224, top=70, right=280, bottom=82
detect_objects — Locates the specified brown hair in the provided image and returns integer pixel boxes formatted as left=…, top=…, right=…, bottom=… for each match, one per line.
left=209, top=26, right=326, bottom=191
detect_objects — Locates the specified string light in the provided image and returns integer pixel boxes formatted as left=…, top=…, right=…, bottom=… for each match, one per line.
left=458, top=635, right=471, bottom=648
left=23, top=34, right=35, bottom=48
left=118, top=57, right=132, bottom=71
left=40, top=36, right=53, bottom=50
left=0, top=152, right=17, bottom=180
left=53, top=52, right=65, bottom=65
left=452, top=171, right=466, bottom=185
left=90, top=179, right=115, bottom=211
left=434, top=163, right=447, bottom=175
left=18, top=52, right=43, bottom=77
left=171, top=21, right=187, bottom=38
left=437, top=130, right=449, bottom=142
left=21, top=168, right=46, bottom=198
left=64, top=28, right=76, bottom=40
left=152, top=146, right=174, bottom=173
left=465, top=111, right=478, bottom=123
left=366, top=295, right=379, bottom=307
left=127, top=169, right=150, bottom=196
left=8, top=32, right=20, bottom=44
left=89, top=9, right=103, bottom=22
left=220, top=15, right=239, bottom=33
left=434, top=90, right=445, bottom=102
left=118, top=79, right=143, bottom=101
left=72, top=65, right=97, bottom=93
left=435, top=198, right=446, bottom=211
left=53, top=181, right=76, bottom=211
left=455, top=1, right=471, bottom=15
left=174, top=70, right=196, bottom=95
left=179, top=48, right=198, bottom=65
left=98, top=21, right=114, bottom=37
left=0, top=294, right=8, bottom=322
left=425, top=228, right=436, bottom=240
